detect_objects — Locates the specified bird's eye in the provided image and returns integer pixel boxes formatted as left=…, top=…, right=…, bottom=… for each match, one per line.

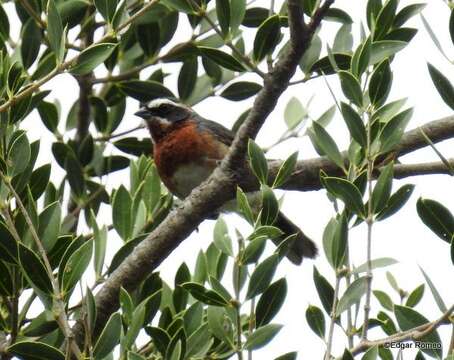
left=158, top=104, right=171, bottom=114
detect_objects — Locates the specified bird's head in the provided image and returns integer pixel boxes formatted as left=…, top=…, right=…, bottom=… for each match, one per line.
left=135, top=98, right=192, bottom=124
left=134, top=98, right=193, bottom=142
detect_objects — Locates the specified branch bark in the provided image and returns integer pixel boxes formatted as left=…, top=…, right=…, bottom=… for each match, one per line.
left=344, top=304, right=454, bottom=357
left=73, top=0, right=336, bottom=344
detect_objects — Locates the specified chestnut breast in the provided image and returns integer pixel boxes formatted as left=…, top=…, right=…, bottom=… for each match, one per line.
left=153, top=120, right=229, bottom=198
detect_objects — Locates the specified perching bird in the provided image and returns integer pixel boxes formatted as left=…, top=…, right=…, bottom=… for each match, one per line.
left=134, top=98, right=317, bottom=264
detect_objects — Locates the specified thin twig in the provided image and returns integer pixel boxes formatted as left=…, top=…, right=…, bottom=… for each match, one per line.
left=345, top=304, right=454, bottom=357
left=325, top=273, right=341, bottom=360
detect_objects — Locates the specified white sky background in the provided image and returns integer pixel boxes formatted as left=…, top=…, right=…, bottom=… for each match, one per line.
left=5, top=0, right=454, bottom=358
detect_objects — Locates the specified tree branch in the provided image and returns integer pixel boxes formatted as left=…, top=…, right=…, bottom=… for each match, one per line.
left=73, top=0, right=336, bottom=344
left=345, top=304, right=454, bottom=357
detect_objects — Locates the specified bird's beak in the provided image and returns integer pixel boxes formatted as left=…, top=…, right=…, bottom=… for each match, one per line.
left=134, top=107, right=151, bottom=119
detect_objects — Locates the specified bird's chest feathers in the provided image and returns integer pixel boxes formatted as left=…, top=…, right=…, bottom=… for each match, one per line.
left=153, top=121, right=227, bottom=198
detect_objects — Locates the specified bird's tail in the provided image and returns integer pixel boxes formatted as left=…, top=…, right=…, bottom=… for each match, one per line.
left=272, top=212, right=318, bottom=265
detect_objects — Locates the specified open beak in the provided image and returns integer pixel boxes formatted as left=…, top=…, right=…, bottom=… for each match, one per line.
left=134, top=107, right=151, bottom=119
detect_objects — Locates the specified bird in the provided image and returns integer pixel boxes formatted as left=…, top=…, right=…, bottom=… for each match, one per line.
left=134, top=98, right=317, bottom=264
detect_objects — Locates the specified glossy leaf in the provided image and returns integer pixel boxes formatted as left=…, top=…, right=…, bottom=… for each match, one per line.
left=416, top=198, right=454, bottom=243
left=336, top=277, right=368, bottom=316
left=338, top=70, right=363, bottom=107
left=70, top=43, right=117, bottom=75
left=220, top=81, right=262, bottom=101
left=245, top=324, right=282, bottom=350
left=93, top=312, right=122, bottom=359
left=246, top=254, right=279, bottom=299
left=198, top=46, right=245, bottom=72
left=213, top=217, right=233, bottom=256
left=369, top=59, right=392, bottom=107
left=256, top=278, right=287, bottom=326
left=8, top=341, right=64, bottom=360
left=312, top=122, right=344, bottom=170
left=253, top=15, right=281, bottom=62
left=61, top=240, right=93, bottom=292
left=340, top=102, right=367, bottom=147
left=248, top=139, right=268, bottom=184
left=371, top=162, right=394, bottom=214
left=323, top=177, right=365, bottom=216
left=47, top=0, right=64, bottom=62
left=118, top=80, right=174, bottom=102
left=305, top=305, right=325, bottom=339
left=112, top=185, right=133, bottom=241
left=272, top=152, right=298, bottom=188
left=427, top=63, right=454, bottom=111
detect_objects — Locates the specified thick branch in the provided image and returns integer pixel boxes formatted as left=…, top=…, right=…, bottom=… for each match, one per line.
left=73, top=0, right=335, bottom=344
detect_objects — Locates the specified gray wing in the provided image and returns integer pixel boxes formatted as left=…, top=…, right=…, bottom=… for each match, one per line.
left=194, top=114, right=234, bottom=147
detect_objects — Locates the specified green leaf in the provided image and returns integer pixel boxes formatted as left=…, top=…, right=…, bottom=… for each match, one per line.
left=369, top=40, right=407, bottom=66
left=213, top=217, right=233, bottom=256
left=8, top=341, right=64, bottom=360
left=61, top=168, right=84, bottom=209
left=272, top=152, right=298, bottom=188
left=373, top=0, right=397, bottom=40
left=340, top=102, right=367, bottom=147
left=450, top=9, right=454, bottom=47
left=70, top=43, right=117, bottom=75
left=405, top=284, right=424, bottom=307
left=253, top=15, right=281, bottom=62
left=313, top=267, right=335, bottom=315
left=311, top=122, right=344, bottom=170
left=305, top=305, right=325, bottom=339
left=37, top=101, right=59, bottom=133
left=373, top=290, right=393, bottom=311
left=260, top=185, right=279, bottom=226
left=416, top=198, right=454, bottom=243
left=284, top=97, right=306, bottom=130
left=216, top=0, right=230, bottom=37
left=275, top=353, right=297, bottom=360
left=332, top=215, right=348, bottom=269
left=419, top=266, right=447, bottom=313
left=61, top=240, right=93, bottom=292
left=371, top=162, right=393, bottom=214
left=377, top=183, right=414, bottom=221
left=220, top=81, right=262, bottom=101
left=369, top=59, right=392, bottom=107
left=300, top=35, right=322, bottom=73
left=310, top=53, right=352, bottom=75
left=230, top=0, right=246, bottom=33
left=178, top=57, right=198, bottom=101
left=182, top=282, right=229, bottom=306
left=8, top=131, right=31, bottom=176
left=336, top=276, right=368, bottom=316
left=379, top=108, right=413, bottom=153
left=451, top=238, right=454, bottom=267
left=351, top=37, right=371, bottom=78
left=241, top=237, right=266, bottom=264
left=198, top=46, right=245, bottom=72
left=160, top=0, right=194, bottom=13
left=245, top=324, right=282, bottom=350
left=338, top=70, right=363, bottom=107
left=94, top=0, right=117, bottom=23
left=112, top=185, right=133, bottom=241
left=236, top=187, right=255, bottom=224
left=394, top=305, right=443, bottom=358
left=427, top=63, right=454, bottom=111
left=93, top=312, right=122, bottom=359
left=394, top=4, right=426, bottom=28
left=353, top=257, right=398, bottom=274
left=256, top=278, right=287, bottom=327
left=362, top=346, right=378, bottom=360
left=18, top=243, right=53, bottom=296
left=323, top=177, right=365, bottom=217
left=246, top=254, right=279, bottom=299
left=38, top=202, right=61, bottom=251
left=333, top=25, right=353, bottom=53
left=207, top=306, right=233, bottom=347
left=47, top=0, right=65, bottom=62
left=325, top=8, right=353, bottom=24
left=113, top=137, right=152, bottom=157
left=0, top=221, right=18, bottom=263
left=118, top=80, right=174, bottom=102
left=248, top=139, right=268, bottom=184
left=0, top=5, right=9, bottom=41
left=21, top=19, right=42, bottom=69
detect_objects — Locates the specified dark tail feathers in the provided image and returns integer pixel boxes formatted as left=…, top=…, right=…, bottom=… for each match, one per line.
left=273, top=212, right=318, bottom=265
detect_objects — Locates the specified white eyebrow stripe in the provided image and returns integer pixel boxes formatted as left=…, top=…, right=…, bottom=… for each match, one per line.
left=146, top=98, right=181, bottom=109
